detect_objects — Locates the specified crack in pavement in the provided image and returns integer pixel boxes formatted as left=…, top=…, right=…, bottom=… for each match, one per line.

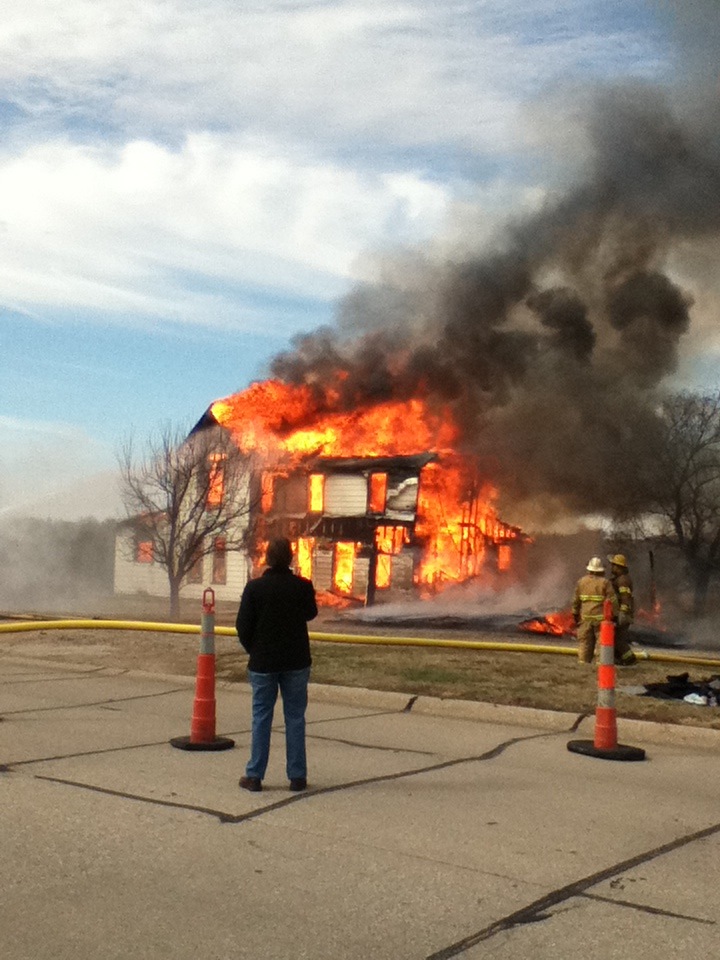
left=0, top=666, right=115, bottom=684
left=3, top=704, right=420, bottom=767
left=306, top=732, right=435, bottom=755
left=580, top=891, right=715, bottom=925
left=427, top=820, right=720, bottom=959
left=1, top=686, right=192, bottom=715
left=25, top=729, right=555, bottom=824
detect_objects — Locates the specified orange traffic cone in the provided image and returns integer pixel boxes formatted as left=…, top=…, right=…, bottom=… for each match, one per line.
left=171, top=588, right=235, bottom=752
left=568, top=600, right=645, bottom=761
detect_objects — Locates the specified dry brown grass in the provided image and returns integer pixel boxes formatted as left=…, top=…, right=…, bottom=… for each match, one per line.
left=3, top=598, right=720, bottom=731
left=221, top=643, right=720, bottom=729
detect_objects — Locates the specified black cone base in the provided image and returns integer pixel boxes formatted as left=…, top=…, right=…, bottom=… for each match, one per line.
left=567, top=739, right=646, bottom=761
left=170, top=735, right=235, bottom=751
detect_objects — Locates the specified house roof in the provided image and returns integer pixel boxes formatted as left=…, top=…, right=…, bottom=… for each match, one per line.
left=189, top=408, right=220, bottom=435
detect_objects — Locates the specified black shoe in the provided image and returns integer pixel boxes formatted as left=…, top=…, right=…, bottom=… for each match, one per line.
left=289, top=778, right=307, bottom=792
left=239, top=776, right=262, bottom=792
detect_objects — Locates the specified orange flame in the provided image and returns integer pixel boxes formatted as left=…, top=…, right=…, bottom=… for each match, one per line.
left=206, top=453, right=225, bottom=507
left=334, top=542, right=355, bottom=594
left=414, top=458, right=512, bottom=587
left=209, top=379, right=525, bottom=595
left=309, top=474, right=325, bottom=512
left=211, top=381, right=458, bottom=460
left=375, top=525, right=407, bottom=589
left=518, top=610, right=576, bottom=637
left=296, top=537, right=314, bottom=579
left=369, top=472, right=387, bottom=513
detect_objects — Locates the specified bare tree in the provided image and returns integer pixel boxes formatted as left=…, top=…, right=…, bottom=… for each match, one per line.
left=118, top=424, right=256, bottom=620
left=623, top=390, right=720, bottom=617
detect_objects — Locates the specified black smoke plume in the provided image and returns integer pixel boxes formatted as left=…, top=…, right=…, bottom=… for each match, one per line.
left=270, top=79, right=720, bottom=526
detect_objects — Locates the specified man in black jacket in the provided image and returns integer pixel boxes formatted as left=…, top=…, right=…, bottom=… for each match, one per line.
left=236, top=537, right=318, bottom=792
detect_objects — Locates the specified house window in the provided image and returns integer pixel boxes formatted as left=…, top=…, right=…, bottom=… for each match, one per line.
left=308, top=474, right=325, bottom=513
left=206, top=454, right=226, bottom=508
left=376, top=554, right=391, bottom=589
left=136, top=540, right=154, bottom=564
left=368, top=473, right=387, bottom=514
left=261, top=472, right=274, bottom=513
left=333, top=542, right=355, bottom=594
left=212, top=537, right=227, bottom=584
left=187, top=544, right=204, bottom=584
left=296, top=537, right=314, bottom=579
left=270, top=475, right=307, bottom=514
left=374, top=525, right=407, bottom=588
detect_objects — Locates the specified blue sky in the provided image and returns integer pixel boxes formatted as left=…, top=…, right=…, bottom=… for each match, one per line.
left=0, top=0, right=708, bottom=519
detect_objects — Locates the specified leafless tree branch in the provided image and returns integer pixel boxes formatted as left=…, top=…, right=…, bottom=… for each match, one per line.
left=118, top=423, right=258, bottom=619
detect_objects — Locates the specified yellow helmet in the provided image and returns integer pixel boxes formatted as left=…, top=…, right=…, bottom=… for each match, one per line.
left=608, top=553, right=628, bottom=568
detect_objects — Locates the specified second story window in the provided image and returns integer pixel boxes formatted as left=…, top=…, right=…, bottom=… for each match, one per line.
left=206, top=454, right=226, bottom=508
left=368, top=472, right=387, bottom=513
left=187, top=543, right=204, bottom=584
left=308, top=473, right=325, bottom=513
left=136, top=539, right=154, bottom=563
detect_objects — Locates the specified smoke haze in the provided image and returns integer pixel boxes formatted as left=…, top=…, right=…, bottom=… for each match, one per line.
left=0, top=518, right=116, bottom=610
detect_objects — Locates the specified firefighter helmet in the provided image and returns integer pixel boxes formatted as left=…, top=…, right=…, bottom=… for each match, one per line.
left=608, top=553, right=628, bottom=568
left=586, top=556, right=605, bottom=573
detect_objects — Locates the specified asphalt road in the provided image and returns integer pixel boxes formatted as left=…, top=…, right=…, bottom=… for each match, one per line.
left=2, top=653, right=720, bottom=959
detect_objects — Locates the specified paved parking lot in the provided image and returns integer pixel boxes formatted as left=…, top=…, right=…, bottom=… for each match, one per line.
left=2, top=655, right=720, bottom=959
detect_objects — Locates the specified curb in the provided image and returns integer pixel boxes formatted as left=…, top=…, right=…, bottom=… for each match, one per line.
left=412, top=696, right=581, bottom=731
left=573, top=714, right=720, bottom=750
left=310, top=681, right=720, bottom=747
left=4, top=654, right=720, bottom=750
left=308, top=682, right=413, bottom=713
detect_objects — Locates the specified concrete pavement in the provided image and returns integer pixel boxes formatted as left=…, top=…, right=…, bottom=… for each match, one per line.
left=2, top=654, right=720, bottom=959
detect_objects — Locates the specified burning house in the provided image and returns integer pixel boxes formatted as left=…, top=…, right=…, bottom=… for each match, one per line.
left=114, top=380, right=529, bottom=605
left=252, top=451, right=526, bottom=603
left=208, top=380, right=528, bottom=604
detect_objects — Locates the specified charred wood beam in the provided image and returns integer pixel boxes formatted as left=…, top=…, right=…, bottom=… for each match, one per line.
left=260, top=515, right=415, bottom=544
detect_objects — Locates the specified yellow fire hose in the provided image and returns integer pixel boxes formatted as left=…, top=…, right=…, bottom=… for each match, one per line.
left=2, top=618, right=720, bottom=669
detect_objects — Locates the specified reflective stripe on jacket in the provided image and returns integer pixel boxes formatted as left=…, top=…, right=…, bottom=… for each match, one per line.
left=572, top=573, right=618, bottom=622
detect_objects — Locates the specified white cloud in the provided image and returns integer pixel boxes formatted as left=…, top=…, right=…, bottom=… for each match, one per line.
left=0, top=133, right=451, bottom=328
left=0, top=1, right=656, bottom=154
left=0, top=1, right=666, bottom=333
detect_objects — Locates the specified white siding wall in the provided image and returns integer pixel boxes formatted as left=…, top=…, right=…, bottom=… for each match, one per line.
left=178, top=549, right=249, bottom=603
left=114, top=533, right=170, bottom=597
left=324, top=475, right=367, bottom=516
left=113, top=531, right=249, bottom=603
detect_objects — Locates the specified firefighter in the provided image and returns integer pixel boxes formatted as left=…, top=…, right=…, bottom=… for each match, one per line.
left=608, top=553, right=637, bottom=666
left=572, top=557, right=618, bottom=664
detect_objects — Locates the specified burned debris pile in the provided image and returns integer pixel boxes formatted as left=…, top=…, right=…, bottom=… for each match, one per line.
left=624, top=672, right=720, bottom=707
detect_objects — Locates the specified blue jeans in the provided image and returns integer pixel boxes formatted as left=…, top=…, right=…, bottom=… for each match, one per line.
left=246, top=667, right=310, bottom=781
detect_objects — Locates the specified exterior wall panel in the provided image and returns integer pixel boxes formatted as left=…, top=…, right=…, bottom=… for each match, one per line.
left=353, top=555, right=369, bottom=599
left=391, top=552, right=415, bottom=590
left=113, top=533, right=170, bottom=597
left=324, top=475, right=367, bottom=517
left=313, top=548, right=334, bottom=591
left=114, top=528, right=249, bottom=603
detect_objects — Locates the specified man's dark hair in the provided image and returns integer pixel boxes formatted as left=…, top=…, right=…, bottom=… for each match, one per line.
left=266, top=537, right=293, bottom=570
